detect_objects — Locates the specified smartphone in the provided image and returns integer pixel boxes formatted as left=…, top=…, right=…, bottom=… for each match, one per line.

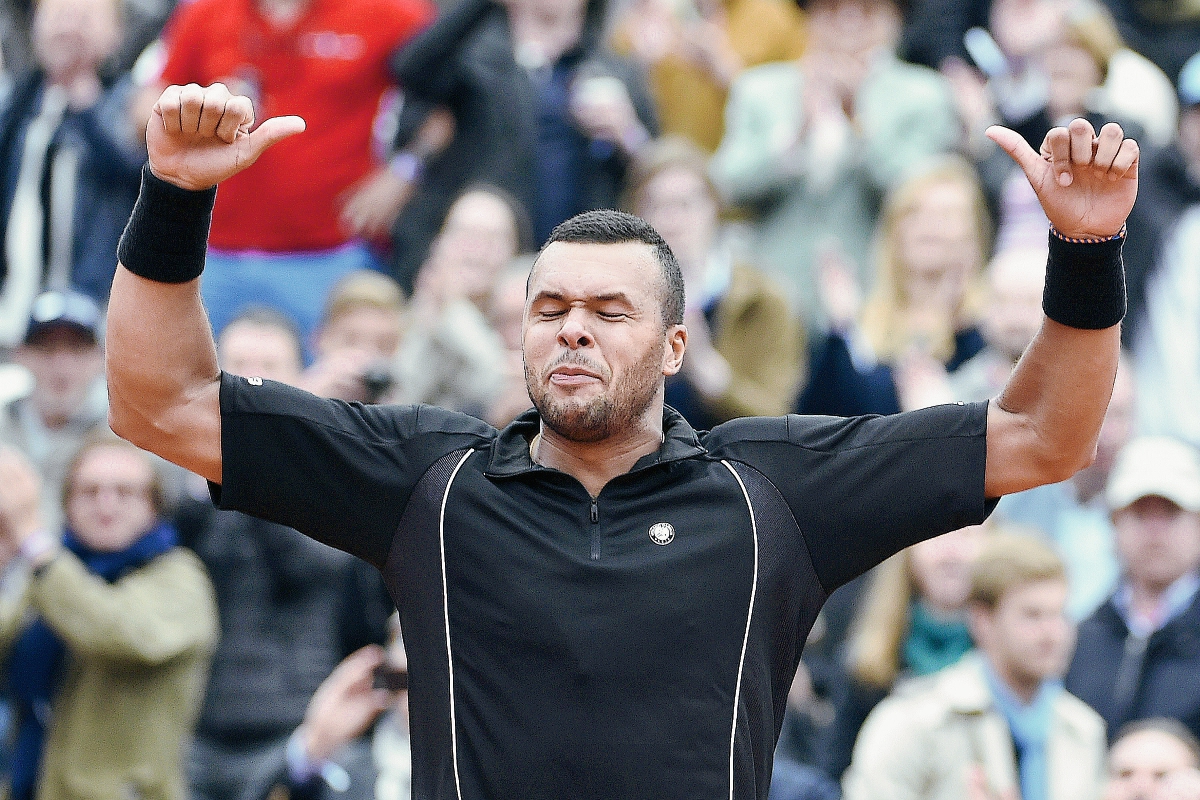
left=373, top=663, right=409, bottom=692
left=963, top=27, right=1009, bottom=79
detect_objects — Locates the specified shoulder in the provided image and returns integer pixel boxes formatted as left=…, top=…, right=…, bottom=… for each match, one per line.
left=220, top=372, right=496, bottom=446
left=1054, top=690, right=1107, bottom=741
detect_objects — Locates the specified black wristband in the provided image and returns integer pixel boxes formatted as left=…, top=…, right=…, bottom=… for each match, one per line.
left=116, top=164, right=217, bottom=283
left=1042, top=230, right=1126, bottom=329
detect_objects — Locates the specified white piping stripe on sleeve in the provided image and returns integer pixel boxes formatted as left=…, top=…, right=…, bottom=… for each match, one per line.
left=721, top=460, right=759, bottom=800
left=440, top=450, right=474, bottom=800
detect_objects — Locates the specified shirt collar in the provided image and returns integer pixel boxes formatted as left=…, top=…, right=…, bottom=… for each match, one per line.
left=1114, top=570, right=1200, bottom=637
left=484, top=405, right=706, bottom=478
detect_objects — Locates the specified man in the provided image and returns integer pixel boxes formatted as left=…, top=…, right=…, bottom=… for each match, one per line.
left=841, top=534, right=1106, bottom=800
left=1066, top=436, right=1200, bottom=740
left=0, top=439, right=218, bottom=800
left=148, top=0, right=434, bottom=342
left=387, top=0, right=658, bottom=288
left=1105, top=719, right=1200, bottom=800
left=183, top=308, right=393, bottom=800
left=0, top=290, right=106, bottom=532
left=0, top=0, right=144, bottom=346
left=104, top=81, right=1134, bottom=798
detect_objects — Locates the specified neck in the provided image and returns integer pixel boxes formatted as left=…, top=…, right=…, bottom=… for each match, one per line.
left=1128, top=576, right=1176, bottom=616
left=531, top=406, right=665, bottom=498
left=258, top=0, right=310, bottom=27
left=985, top=652, right=1044, bottom=705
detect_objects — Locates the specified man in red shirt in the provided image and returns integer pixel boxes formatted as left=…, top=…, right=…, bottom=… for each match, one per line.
left=148, top=0, right=434, bottom=345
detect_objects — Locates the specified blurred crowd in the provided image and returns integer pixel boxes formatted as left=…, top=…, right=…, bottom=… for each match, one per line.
left=0, top=0, right=1196, bottom=796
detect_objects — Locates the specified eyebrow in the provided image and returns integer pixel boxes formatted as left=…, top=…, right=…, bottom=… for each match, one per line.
left=529, top=290, right=636, bottom=306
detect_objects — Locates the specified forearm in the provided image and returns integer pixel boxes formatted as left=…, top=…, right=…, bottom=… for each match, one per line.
left=107, top=268, right=222, bottom=481
left=985, top=235, right=1124, bottom=496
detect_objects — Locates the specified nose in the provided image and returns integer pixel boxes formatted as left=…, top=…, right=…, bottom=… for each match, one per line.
left=557, top=308, right=594, bottom=349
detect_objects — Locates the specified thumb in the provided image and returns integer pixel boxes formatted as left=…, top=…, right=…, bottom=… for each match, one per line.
left=243, top=115, right=307, bottom=163
left=986, top=125, right=1045, bottom=180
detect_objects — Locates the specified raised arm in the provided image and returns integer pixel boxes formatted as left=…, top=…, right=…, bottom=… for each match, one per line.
left=983, top=119, right=1138, bottom=497
left=106, top=84, right=304, bottom=483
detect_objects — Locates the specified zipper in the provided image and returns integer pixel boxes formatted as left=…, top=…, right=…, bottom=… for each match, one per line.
left=589, top=498, right=600, bottom=560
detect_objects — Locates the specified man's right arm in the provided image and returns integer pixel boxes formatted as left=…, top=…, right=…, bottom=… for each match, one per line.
left=106, top=83, right=305, bottom=482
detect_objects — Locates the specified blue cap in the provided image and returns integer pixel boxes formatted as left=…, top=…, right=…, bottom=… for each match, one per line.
left=24, top=290, right=102, bottom=344
left=1180, top=51, right=1200, bottom=107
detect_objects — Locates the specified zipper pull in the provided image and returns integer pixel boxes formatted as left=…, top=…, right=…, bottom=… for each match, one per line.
left=590, top=499, right=599, bottom=524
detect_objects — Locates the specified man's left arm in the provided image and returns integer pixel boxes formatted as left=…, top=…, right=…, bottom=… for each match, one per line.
left=983, top=119, right=1137, bottom=498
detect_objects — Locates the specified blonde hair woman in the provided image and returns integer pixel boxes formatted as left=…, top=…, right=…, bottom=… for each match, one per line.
left=798, top=157, right=991, bottom=416
left=820, top=524, right=986, bottom=778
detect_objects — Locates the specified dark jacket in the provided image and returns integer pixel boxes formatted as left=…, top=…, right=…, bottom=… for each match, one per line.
left=387, top=0, right=657, bottom=289
left=0, top=71, right=144, bottom=305
left=1065, top=589, right=1200, bottom=741
left=184, top=504, right=392, bottom=745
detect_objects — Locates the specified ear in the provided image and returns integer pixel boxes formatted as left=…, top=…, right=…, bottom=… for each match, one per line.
left=662, top=324, right=687, bottom=376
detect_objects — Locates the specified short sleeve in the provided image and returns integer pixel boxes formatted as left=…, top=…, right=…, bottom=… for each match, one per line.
left=215, top=372, right=494, bottom=567
left=703, top=402, right=992, bottom=593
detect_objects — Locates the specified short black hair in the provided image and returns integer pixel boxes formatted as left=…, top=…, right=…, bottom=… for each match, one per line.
left=535, top=210, right=685, bottom=327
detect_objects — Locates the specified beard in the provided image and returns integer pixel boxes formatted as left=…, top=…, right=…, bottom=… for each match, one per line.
left=525, top=343, right=664, bottom=443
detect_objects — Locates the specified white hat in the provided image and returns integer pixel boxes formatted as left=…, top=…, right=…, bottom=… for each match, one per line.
left=1106, top=436, right=1200, bottom=513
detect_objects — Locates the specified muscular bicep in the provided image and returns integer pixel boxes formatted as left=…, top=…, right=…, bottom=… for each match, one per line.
left=106, top=267, right=223, bottom=484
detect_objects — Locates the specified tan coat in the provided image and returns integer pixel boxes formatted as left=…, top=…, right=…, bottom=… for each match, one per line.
left=0, top=547, right=219, bottom=800
left=842, top=654, right=1106, bottom=800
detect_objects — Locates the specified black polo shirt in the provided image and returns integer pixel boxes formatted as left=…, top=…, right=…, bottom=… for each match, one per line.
left=213, top=372, right=991, bottom=800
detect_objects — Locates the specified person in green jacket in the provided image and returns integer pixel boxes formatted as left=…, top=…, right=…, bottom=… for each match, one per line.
left=0, top=436, right=218, bottom=800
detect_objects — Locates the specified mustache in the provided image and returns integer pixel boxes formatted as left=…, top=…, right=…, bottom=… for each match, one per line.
left=541, top=353, right=609, bottom=379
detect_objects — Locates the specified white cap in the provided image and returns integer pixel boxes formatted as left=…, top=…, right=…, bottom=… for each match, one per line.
left=1106, top=436, right=1200, bottom=513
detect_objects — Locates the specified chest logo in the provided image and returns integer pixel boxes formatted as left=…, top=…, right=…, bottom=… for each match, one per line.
left=648, top=522, right=675, bottom=546
left=246, top=376, right=263, bottom=386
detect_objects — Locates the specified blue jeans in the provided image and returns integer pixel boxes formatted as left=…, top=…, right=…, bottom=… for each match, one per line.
left=201, top=242, right=384, bottom=357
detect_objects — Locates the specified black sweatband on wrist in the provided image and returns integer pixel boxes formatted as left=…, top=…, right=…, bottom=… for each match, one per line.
left=116, top=164, right=217, bottom=283
left=1042, top=229, right=1126, bottom=330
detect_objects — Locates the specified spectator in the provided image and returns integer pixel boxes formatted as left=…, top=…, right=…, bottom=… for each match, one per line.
left=390, top=186, right=527, bottom=416
left=1123, top=52, right=1200, bottom=349
left=993, top=354, right=1135, bottom=619
left=1066, top=436, right=1200, bottom=741
left=184, top=308, right=392, bottom=800
left=484, top=256, right=537, bottom=428
left=709, top=0, right=960, bottom=329
left=0, top=290, right=106, bottom=533
left=1094, top=0, right=1200, bottom=83
left=0, top=0, right=144, bottom=346
left=610, top=0, right=806, bottom=152
left=239, top=620, right=413, bottom=800
left=304, top=271, right=405, bottom=405
left=820, top=524, right=986, bottom=780
left=842, top=534, right=1106, bottom=800
left=1105, top=718, right=1200, bottom=800
left=148, top=0, right=435, bottom=342
left=388, top=0, right=659, bottom=287
left=796, top=158, right=989, bottom=417
left=0, top=438, right=218, bottom=800
left=626, top=135, right=801, bottom=430
left=949, top=245, right=1045, bottom=403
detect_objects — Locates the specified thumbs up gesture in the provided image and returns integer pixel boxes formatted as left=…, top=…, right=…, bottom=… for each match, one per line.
left=987, top=118, right=1139, bottom=240
left=146, top=83, right=307, bottom=191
